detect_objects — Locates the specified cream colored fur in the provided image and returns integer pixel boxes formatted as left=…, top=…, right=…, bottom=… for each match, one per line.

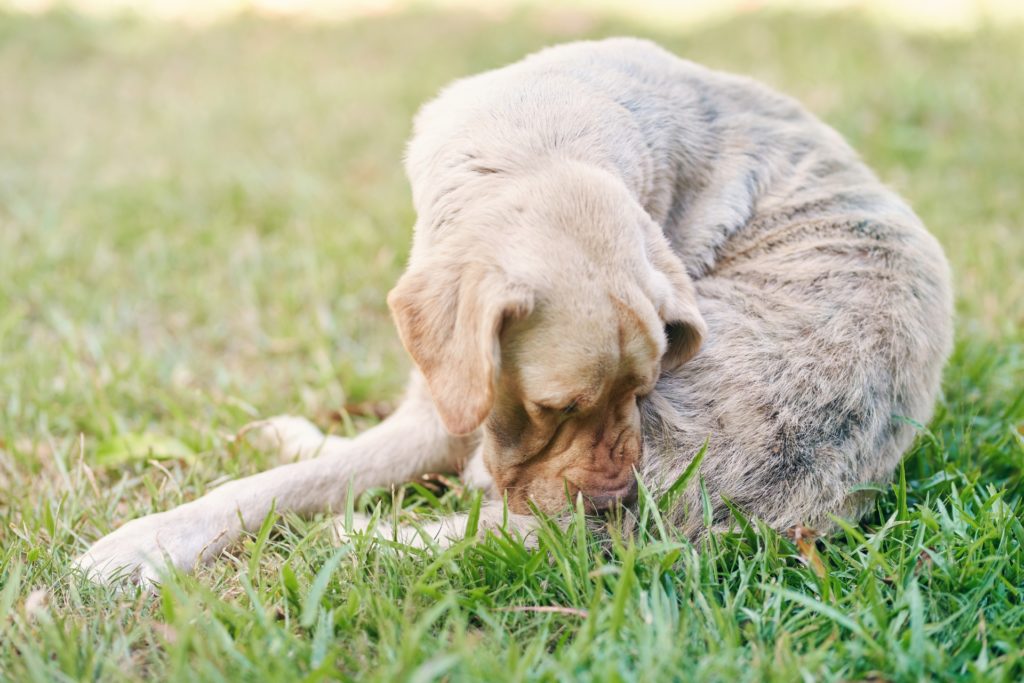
left=76, top=38, right=951, bottom=586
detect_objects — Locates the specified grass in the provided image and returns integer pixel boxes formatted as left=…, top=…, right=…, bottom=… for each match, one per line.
left=0, top=5, right=1022, bottom=681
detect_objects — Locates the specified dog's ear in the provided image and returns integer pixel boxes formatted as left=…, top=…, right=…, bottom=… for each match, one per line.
left=388, top=261, right=534, bottom=435
left=643, top=230, right=708, bottom=371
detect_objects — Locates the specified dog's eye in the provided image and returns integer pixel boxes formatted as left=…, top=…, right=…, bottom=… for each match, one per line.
left=531, top=399, right=582, bottom=420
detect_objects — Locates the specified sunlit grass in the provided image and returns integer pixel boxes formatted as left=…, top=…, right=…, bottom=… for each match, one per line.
left=4, top=0, right=1024, bottom=32
left=0, top=5, right=1021, bottom=681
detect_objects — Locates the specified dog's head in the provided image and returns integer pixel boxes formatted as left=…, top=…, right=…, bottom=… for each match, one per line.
left=388, top=163, right=706, bottom=514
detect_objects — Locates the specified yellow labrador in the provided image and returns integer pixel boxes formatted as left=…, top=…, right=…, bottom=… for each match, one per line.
left=77, top=38, right=951, bottom=585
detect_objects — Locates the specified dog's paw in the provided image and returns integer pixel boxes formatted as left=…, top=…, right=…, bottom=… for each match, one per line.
left=334, top=513, right=425, bottom=547
left=335, top=513, right=376, bottom=542
left=74, top=511, right=213, bottom=589
left=239, top=415, right=336, bottom=461
left=334, top=514, right=464, bottom=550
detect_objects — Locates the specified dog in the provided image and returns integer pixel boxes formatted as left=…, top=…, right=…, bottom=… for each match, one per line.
left=76, top=38, right=952, bottom=586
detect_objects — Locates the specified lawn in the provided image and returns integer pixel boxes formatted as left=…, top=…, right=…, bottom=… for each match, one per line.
left=1, top=4, right=1022, bottom=681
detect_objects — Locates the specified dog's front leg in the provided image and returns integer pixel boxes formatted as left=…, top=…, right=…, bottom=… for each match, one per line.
left=75, top=373, right=476, bottom=587
left=340, top=501, right=540, bottom=551
left=337, top=448, right=539, bottom=550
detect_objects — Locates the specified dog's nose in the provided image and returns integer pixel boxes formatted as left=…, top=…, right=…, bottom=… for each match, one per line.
left=582, top=479, right=638, bottom=513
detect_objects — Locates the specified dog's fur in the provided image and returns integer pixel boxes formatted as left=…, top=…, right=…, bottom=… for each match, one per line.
left=76, top=38, right=952, bottom=585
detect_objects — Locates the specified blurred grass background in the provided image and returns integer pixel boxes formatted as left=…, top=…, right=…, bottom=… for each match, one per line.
left=1, top=1, right=1020, bottom=445
left=0, top=2, right=1022, bottom=680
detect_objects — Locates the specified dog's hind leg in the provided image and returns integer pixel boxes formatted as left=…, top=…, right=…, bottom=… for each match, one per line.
left=74, top=372, right=477, bottom=587
left=239, top=414, right=350, bottom=462
left=335, top=446, right=540, bottom=550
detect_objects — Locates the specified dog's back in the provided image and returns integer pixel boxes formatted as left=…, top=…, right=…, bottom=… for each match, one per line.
left=585, top=39, right=954, bottom=533
left=643, top=162, right=952, bottom=534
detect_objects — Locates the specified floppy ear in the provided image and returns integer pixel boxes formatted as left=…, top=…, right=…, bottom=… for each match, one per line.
left=643, top=231, right=708, bottom=371
left=387, top=261, right=534, bottom=435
